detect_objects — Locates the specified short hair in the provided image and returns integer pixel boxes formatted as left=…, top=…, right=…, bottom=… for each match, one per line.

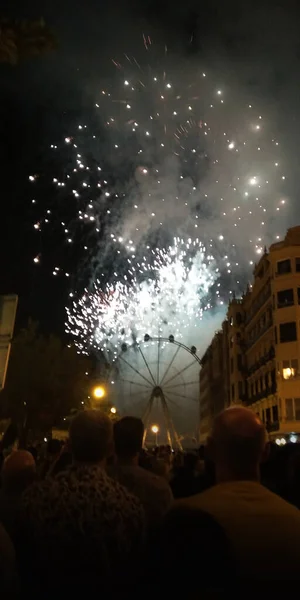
left=2, top=450, right=36, bottom=493
left=211, top=407, right=266, bottom=478
left=114, top=417, right=144, bottom=458
left=69, top=410, right=113, bottom=463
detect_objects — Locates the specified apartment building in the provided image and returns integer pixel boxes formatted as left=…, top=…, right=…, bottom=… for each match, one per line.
left=199, top=321, right=230, bottom=444
left=199, top=226, right=300, bottom=444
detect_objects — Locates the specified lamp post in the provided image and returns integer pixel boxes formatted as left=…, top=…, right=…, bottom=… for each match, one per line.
left=92, top=386, right=106, bottom=400
left=151, top=424, right=159, bottom=446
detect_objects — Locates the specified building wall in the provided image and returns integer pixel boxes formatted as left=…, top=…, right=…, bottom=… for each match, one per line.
left=199, top=324, right=229, bottom=444
left=199, top=226, right=300, bottom=444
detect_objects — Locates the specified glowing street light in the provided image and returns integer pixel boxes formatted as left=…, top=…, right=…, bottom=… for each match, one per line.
left=151, top=424, right=159, bottom=446
left=93, top=385, right=106, bottom=400
left=110, top=407, right=117, bottom=414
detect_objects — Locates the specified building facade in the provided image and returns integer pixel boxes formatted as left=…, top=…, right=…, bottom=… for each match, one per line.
left=199, top=321, right=230, bottom=444
left=199, top=226, right=300, bottom=444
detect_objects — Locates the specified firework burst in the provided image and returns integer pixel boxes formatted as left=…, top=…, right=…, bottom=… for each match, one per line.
left=66, top=237, right=218, bottom=358
left=29, top=39, right=289, bottom=356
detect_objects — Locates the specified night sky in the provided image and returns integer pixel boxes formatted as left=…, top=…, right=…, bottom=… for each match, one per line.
left=2, top=0, right=300, bottom=335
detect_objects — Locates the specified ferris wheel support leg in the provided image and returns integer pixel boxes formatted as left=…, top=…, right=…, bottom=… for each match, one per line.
left=160, top=393, right=181, bottom=451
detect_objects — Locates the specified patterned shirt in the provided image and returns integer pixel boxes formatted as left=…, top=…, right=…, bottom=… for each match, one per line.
left=108, top=464, right=173, bottom=528
left=18, top=464, right=145, bottom=595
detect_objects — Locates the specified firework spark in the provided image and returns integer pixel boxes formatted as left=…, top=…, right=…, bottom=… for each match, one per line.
left=66, top=237, right=218, bottom=358
left=29, top=41, right=289, bottom=356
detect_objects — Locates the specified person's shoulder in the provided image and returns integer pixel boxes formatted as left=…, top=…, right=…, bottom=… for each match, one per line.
left=263, top=485, right=300, bottom=515
left=135, top=466, right=173, bottom=496
left=104, top=470, right=145, bottom=511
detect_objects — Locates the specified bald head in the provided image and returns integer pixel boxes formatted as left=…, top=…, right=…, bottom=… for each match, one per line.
left=69, top=410, right=113, bottom=464
left=209, top=407, right=267, bottom=482
left=2, top=450, right=36, bottom=494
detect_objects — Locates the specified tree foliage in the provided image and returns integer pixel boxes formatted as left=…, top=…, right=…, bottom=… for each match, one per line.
left=0, top=18, right=56, bottom=65
left=0, top=320, right=90, bottom=437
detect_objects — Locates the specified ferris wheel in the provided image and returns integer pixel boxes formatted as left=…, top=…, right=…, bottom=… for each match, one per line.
left=107, top=335, right=201, bottom=449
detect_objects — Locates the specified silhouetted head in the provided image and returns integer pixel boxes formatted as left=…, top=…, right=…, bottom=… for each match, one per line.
left=2, top=450, right=36, bottom=494
left=69, top=410, right=113, bottom=465
left=46, top=438, right=61, bottom=457
left=208, top=407, right=267, bottom=483
left=114, top=417, right=144, bottom=463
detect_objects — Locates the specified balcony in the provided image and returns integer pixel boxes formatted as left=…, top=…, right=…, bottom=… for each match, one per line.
left=245, top=283, right=271, bottom=325
left=246, top=383, right=277, bottom=405
left=246, top=318, right=273, bottom=350
left=247, top=347, right=275, bottom=376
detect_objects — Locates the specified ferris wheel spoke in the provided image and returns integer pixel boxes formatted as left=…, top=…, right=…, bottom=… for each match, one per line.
left=138, top=345, right=156, bottom=385
left=157, top=337, right=161, bottom=385
left=165, top=390, right=198, bottom=402
left=119, top=355, right=153, bottom=386
left=164, top=380, right=199, bottom=390
left=118, top=378, right=151, bottom=389
left=159, top=344, right=181, bottom=386
left=128, top=390, right=150, bottom=398
left=163, top=393, right=181, bottom=409
left=163, top=359, right=198, bottom=387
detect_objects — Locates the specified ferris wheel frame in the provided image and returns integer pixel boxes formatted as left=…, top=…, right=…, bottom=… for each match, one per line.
left=108, top=334, right=201, bottom=449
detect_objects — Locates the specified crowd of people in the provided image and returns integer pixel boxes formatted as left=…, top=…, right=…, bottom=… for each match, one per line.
left=1, top=406, right=300, bottom=597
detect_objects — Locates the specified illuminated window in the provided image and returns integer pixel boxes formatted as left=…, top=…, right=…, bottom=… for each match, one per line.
left=282, top=359, right=298, bottom=379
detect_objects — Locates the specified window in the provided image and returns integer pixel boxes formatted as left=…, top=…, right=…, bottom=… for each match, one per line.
left=277, top=288, right=294, bottom=308
left=295, top=399, right=300, bottom=421
left=285, top=398, right=300, bottom=421
left=237, top=354, right=243, bottom=371
left=238, top=381, right=243, bottom=397
left=236, top=312, right=242, bottom=326
left=272, top=405, right=279, bottom=422
left=264, top=373, right=269, bottom=388
left=266, top=407, right=271, bottom=424
left=231, top=384, right=235, bottom=401
left=282, top=359, right=298, bottom=379
left=280, top=322, right=297, bottom=343
left=298, top=288, right=300, bottom=305
left=271, top=369, right=276, bottom=386
left=230, top=357, right=234, bottom=373
left=277, top=259, right=291, bottom=275
left=296, top=258, right=300, bottom=272
left=286, top=398, right=293, bottom=420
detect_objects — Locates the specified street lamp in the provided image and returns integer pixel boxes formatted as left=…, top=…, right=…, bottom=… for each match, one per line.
left=151, top=424, right=159, bottom=446
left=93, top=385, right=106, bottom=400
left=110, top=407, right=117, bottom=414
